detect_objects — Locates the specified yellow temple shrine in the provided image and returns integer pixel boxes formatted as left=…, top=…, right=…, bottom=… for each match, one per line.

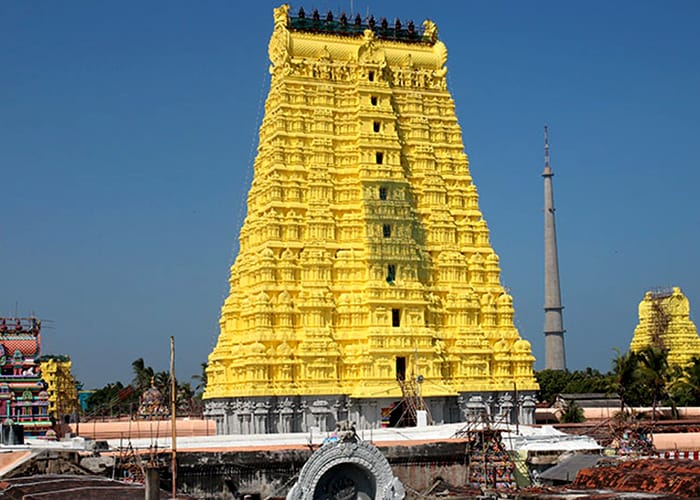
left=204, top=5, right=538, bottom=434
left=39, top=355, right=79, bottom=421
left=630, top=287, right=700, bottom=368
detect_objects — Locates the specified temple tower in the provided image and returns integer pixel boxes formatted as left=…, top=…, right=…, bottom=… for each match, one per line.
left=542, top=126, right=567, bottom=370
left=630, top=287, right=700, bottom=368
left=204, top=5, right=538, bottom=434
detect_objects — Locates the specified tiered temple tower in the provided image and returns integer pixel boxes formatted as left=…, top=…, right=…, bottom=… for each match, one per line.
left=204, top=5, right=538, bottom=434
left=39, top=355, right=79, bottom=420
left=0, top=317, right=51, bottom=436
left=630, top=287, right=700, bottom=368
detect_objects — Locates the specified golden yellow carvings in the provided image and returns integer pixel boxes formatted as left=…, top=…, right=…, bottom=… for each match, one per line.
left=40, top=357, right=79, bottom=418
left=630, top=287, right=700, bottom=367
left=204, top=5, right=538, bottom=402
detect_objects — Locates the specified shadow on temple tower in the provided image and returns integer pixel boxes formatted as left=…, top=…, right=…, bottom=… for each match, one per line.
left=203, top=5, right=539, bottom=434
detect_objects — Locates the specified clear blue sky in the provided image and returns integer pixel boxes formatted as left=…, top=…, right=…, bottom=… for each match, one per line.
left=2, top=1, right=698, bottom=389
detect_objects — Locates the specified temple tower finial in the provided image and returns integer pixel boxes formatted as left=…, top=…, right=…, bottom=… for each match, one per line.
left=543, top=125, right=567, bottom=370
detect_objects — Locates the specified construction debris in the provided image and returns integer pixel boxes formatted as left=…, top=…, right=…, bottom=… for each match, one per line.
left=572, top=459, right=700, bottom=498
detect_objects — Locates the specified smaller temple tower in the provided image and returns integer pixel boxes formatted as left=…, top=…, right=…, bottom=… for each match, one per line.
left=542, top=126, right=567, bottom=370
left=39, top=355, right=79, bottom=420
left=0, top=317, right=52, bottom=436
left=630, top=287, right=700, bottom=368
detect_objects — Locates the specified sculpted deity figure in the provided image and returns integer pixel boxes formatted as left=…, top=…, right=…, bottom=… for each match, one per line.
left=273, top=4, right=289, bottom=28
left=423, top=20, right=438, bottom=43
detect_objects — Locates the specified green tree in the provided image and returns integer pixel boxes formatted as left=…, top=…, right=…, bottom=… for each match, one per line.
left=85, top=382, right=139, bottom=416
left=637, top=346, right=670, bottom=421
left=535, top=369, right=571, bottom=404
left=152, top=370, right=171, bottom=403
left=178, top=381, right=194, bottom=401
left=192, top=362, right=208, bottom=399
left=669, top=357, right=700, bottom=407
left=560, top=400, right=585, bottom=423
left=610, top=349, right=640, bottom=411
left=131, top=358, right=154, bottom=393
left=85, top=382, right=123, bottom=413
left=536, top=368, right=612, bottom=405
left=562, top=368, right=611, bottom=395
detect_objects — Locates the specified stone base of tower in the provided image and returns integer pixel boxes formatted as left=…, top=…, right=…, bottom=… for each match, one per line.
left=204, top=392, right=537, bottom=435
left=544, top=332, right=567, bottom=371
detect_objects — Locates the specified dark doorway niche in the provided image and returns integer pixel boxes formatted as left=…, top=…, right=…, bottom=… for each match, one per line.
left=396, top=356, right=406, bottom=381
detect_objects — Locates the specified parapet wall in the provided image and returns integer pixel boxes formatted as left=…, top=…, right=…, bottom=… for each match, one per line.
left=175, top=440, right=468, bottom=499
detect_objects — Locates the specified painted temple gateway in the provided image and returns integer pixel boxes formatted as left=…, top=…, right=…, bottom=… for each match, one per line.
left=630, top=287, right=700, bottom=367
left=0, top=318, right=79, bottom=437
left=204, top=5, right=538, bottom=434
left=0, top=317, right=51, bottom=436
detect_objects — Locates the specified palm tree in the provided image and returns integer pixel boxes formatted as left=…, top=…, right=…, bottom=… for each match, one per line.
left=669, top=356, right=700, bottom=407
left=560, top=400, right=585, bottom=423
left=610, top=349, right=639, bottom=413
left=131, top=358, right=154, bottom=392
left=684, top=357, right=700, bottom=404
left=192, top=362, right=208, bottom=398
left=637, top=346, right=669, bottom=422
left=154, top=370, right=171, bottom=397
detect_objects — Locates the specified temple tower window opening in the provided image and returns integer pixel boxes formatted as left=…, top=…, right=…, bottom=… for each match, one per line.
left=392, top=309, right=401, bottom=327
left=396, top=357, right=407, bottom=381
left=386, top=264, right=396, bottom=283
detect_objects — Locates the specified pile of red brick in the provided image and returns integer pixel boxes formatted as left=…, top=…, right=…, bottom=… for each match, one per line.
left=572, top=459, right=700, bottom=497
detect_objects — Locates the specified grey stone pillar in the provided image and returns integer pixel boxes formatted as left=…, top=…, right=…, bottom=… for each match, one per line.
left=223, top=402, right=234, bottom=434
left=310, top=400, right=329, bottom=432
left=278, top=399, right=294, bottom=433
left=254, top=401, right=269, bottom=434
left=368, top=400, right=378, bottom=429
left=520, top=394, right=537, bottom=425
left=240, top=402, right=253, bottom=434
left=498, top=393, right=514, bottom=424
left=463, top=394, right=485, bottom=422
left=299, top=400, right=309, bottom=432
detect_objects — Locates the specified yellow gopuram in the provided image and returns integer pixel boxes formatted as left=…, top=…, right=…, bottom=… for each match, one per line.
left=630, top=287, right=700, bottom=368
left=39, top=356, right=79, bottom=420
left=204, top=5, right=538, bottom=434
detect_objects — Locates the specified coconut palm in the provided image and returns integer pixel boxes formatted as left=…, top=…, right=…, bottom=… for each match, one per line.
left=610, top=349, right=639, bottom=412
left=636, top=346, right=669, bottom=422
left=192, top=362, right=208, bottom=398
left=669, top=356, right=700, bottom=406
left=684, top=357, right=700, bottom=404
left=560, top=400, right=585, bottom=423
left=131, top=358, right=154, bottom=393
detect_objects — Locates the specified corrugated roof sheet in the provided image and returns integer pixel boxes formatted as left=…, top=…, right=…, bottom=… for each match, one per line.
left=539, top=454, right=605, bottom=482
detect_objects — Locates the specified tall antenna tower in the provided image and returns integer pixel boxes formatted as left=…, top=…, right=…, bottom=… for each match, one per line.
left=542, top=126, right=567, bottom=370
